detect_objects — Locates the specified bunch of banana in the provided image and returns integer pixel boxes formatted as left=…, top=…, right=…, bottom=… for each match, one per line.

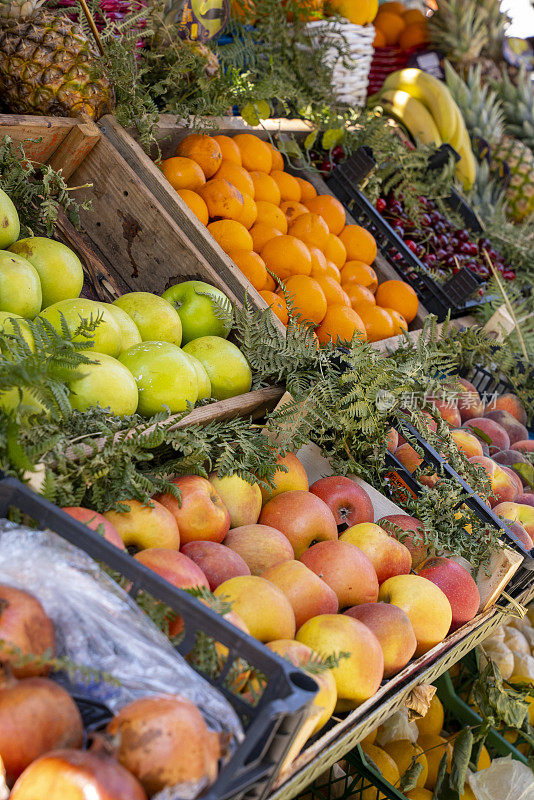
left=379, top=68, right=476, bottom=190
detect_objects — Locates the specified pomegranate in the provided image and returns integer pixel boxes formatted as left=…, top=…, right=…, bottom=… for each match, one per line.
left=0, top=671, right=83, bottom=784
left=107, top=694, right=221, bottom=796
left=10, top=749, right=147, bottom=800
left=0, top=585, right=55, bottom=677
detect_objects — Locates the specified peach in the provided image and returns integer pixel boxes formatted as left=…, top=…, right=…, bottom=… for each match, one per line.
left=345, top=602, right=416, bottom=677
left=429, top=397, right=461, bottom=428
left=518, top=494, right=534, bottom=508
left=134, top=548, right=209, bottom=591
left=261, top=452, right=309, bottom=503
left=214, top=576, right=295, bottom=641
left=208, top=473, right=262, bottom=527
left=104, top=499, right=180, bottom=551
left=507, top=520, right=533, bottom=550
left=300, top=540, right=378, bottom=608
left=62, top=506, right=125, bottom=549
left=394, top=443, right=438, bottom=488
left=378, top=574, right=452, bottom=656
left=493, top=501, right=534, bottom=538
left=450, top=429, right=484, bottom=459
left=262, top=560, right=338, bottom=629
left=512, top=440, right=534, bottom=453
left=463, top=417, right=510, bottom=455
left=485, top=392, right=527, bottom=425
left=156, top=475, right=230, bottom=545
left=500, top=466, right=522, bottom=499
left=483, top=409, right=529, bottom=445
left=493, top=448, right=529, bottom=469
left=377, top=515, right=428, bottom=567
left=259, top=490, right=338, bottom=558
left=309, top=476, right=373, bottom=527
left=180, top=541, right=250, bottom=589
left=387, top=428, right=399, bottom=453
left=339, top=523, right=411, bottom=584
left=417, top=557, right=480, bottom=632
left=468, top=456, right=517, bottom=507
left=296, top=614, right=384, bottom=706
left=457, top=378, right=484, bottom=422
left=223, top=524, right=294, bottom=575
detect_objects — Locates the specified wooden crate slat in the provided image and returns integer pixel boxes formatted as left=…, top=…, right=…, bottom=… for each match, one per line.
left=0, top=114, right=76, bottom=164
left=47, top=118, right=101, bottom=180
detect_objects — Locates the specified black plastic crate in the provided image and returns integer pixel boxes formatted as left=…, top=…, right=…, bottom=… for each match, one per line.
left=0, top=475, right=317, bottom=800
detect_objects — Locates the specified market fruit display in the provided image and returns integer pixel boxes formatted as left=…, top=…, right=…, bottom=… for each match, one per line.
left=372, top=3, right=429, bottom=49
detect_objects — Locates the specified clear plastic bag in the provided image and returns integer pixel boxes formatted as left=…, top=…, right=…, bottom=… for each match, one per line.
left=468, top=756, right=534, bottom=800
left=375, top=708, right=418, bottom=746
left=0, top=521, right=243, bottom=797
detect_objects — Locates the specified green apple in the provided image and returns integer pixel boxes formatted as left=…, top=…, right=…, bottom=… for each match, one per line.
left=0, top=311, right=34, bottom=351
left=69, top=352, right=138, bottom=416
left=103, top=302, right=142, bottom=352
left=184, top=352, right=211, bottom=401
left=0, top=188, right=20, bottom=249
left=0, top=251, right=42, bottom=318
left=183, top=336, right=252, bottom=400
left=119, top=341, right=198, bottom=416
left=8, top=237, right=83, bottom=308
left=113, top=292, right=182, bottom=345
left=161, top=280, right=232, bottom=344
left=39, top=298, right=122, bottom=356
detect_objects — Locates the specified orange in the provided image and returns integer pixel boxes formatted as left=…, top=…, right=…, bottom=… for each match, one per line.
left=264, top=273, right=276, bottom=291
left=357, top=305, right=396, bottom=342
left=304, top=195, right=345, bottom=235
left=255, top=201, right=288, bottom=233
left=383, top=307, right=408, bottom=334
left=324, top=233, right=347, bottom=268
left=288, top=212, right=330, bottom=250
left=176, top=190, right=209, bottom=225
left=375, top=279, right=419, bottom=323
left=344, top=283, right=376, bottom=309
left=295, top=176, right=317, bottom=201
left=315, top=305, right=367, bottom=345
left=269, top=145, right=285, bottom=172
left=379, top=1, right=406, bottom=14
left=339, top=225, right=377, bottom=264
left=260, top=290, right=288, bottom=325
left=324, top=260, right=341, bottom=282
left=309, top=247, right=328, bottom=276
left=233, top=134, right=273, bottom=173
left=261, top=235, right=312, bottom=280
left=249, top=171, right=281, bottom=205
left=283, top=275, right=327, bottom=325
left=199, top=178, right=244, bottom=220
left=215, top=160, right=255, bottom=197
left=250, top=222, right=283, bottom=253
left=213, top=135, right=242, bottom=165
left=341, top=261, right=379, bottom=293
left=237, top=193, right=258, bottom=229
left=229, top=249, right=267, bottom=291
left=373, top=28, right=387, bottom=47
left=271, top=170, right=302, bottom=202
left=176, top=134, right=222, bottom=178
left=399, top=23, right=429, bottom=48
left=374, top=11, right=406, bottom=45
left=281, top=200, right=309, bottom=225
left=207, top=220, right=253, bottom=253
left=160, top=157, right=206, bottom=191
left=315, top=275, right=351, bottom=306
left=403, top=8, right=426, bottom=25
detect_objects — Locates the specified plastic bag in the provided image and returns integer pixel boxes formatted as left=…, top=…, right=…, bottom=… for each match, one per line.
left=503, top=626, right=530, bottom=656
left=512, top=652, right=534, bottom=681
left=375, top=708, right=418, bottom=746
left=0, top=521, right=243, bottom=798
left=479, top=642, right=515, bottom=681
left=468, top=756, right=534, bottom=800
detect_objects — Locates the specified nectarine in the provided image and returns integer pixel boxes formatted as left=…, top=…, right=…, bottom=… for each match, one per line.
left=417, top=557, right=480, bottom=632
left=262, top=560, right=338, bottom=629
left=345, top=602, right=416, bottom=677
left=463, top=418, right=510, bottom=455
left=223, top=524, right=294, bottom=575
left=156, top=475, right=230, bottom=545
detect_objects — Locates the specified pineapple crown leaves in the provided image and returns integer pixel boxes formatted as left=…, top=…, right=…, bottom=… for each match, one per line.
left=495, top=67, right=534, bottom=151
left=428, top=0, right=488, bottom=64
left=444, top=60, right=506, bottom=147
left=0, top=136, right=91, bottom=236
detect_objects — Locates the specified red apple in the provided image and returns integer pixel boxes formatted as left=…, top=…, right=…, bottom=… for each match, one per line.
left=259, top=490, right=338, bottom=558
left=134, top=548, right=209, bottom=591
left=339, top=522, right=411, bottom=584
left=62, top=506, right=125, bottom=549
left=155, top=475, right=230, bottom=545
left=262, top=560, right=338, bottom=628
left=180, top=541, right=250, bottom=590
left=417, top=556, right=480, bottom=632
left=300, top=540, right=378, bottom=608
left=309, top=476, right=374, bottom=527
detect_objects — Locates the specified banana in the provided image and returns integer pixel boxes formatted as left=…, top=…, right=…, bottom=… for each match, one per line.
left=380, top=90, right=442, bottom=146
left=382, top=68, right=459, bottom=143
left=454, top=140, right=477, bottom=190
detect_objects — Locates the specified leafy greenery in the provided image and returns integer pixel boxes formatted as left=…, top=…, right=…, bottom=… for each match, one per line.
left=0, top=135, right=92, bottom=236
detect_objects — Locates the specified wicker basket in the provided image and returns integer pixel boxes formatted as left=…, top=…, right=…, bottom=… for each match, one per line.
left=305, top=20, right=375, bottom=107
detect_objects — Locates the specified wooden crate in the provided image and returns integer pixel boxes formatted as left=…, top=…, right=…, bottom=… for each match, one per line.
left=99, top=115, right=428, bottom=332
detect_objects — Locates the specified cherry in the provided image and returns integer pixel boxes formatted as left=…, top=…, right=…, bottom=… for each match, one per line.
left=404, top=239, right=417, bottom=253
left=331, top=145, right=345, bottom=162
left=393, top=225, right=405, bottom=238
left=503, top=270, right=516, bottom=280
left=376, top=198, right=387, bottom=213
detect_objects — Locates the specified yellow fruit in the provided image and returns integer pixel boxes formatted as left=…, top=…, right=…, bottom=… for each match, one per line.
left=476, top=745, right=491, bottom=771
left=360, top=743, right=400, bottom=800
left=383, top=740, right=428, bottom=789
left=360, top=728, right=377, bottom=747
left=405, top=790, right=433, bottom=800
left=418, top=734, right=452, bottom=790
left=328, top=0, right=372, bottom=24
left=416, top=694, right=444, bottom=738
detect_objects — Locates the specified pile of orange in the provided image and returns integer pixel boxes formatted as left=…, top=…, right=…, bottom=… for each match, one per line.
left=159, top=132, right=419, bottom=345
left=373, top=2, right=429, bottom=49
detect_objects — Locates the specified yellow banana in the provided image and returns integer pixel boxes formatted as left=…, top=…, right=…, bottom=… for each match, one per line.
left=380, top=90, right=442, bottom=146
left=454, top=141, right=477, bottom=190
left=382, top=68, right=459, bottom=143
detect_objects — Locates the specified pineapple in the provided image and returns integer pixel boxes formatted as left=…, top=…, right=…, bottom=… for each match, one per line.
left=491, top=136, right=534, bottom=222
left=0, top=0, right=114, bottom=119
left=496, top=67, right=534, bottom=152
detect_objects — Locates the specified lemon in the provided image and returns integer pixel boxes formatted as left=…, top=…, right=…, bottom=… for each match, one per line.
left=418, top=734, right=452, bottom=790
left=476, top=744, right=491, bottom=771
left=360, top=743, right=400, bottom=800
left=360, top=727, right=377, bottom=747
left=405, top=790, right=433, bottom=800
left=416, top=694, right=444, bottom=738
left=383, top=740, right=428, bottom=789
